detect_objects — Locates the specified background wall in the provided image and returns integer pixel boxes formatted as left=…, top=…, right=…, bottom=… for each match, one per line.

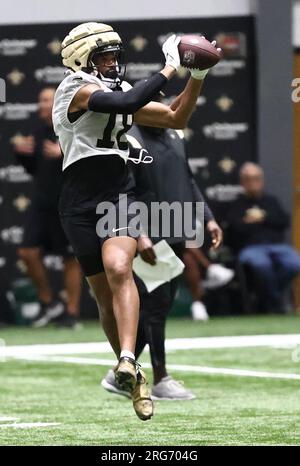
left=0, top=0, right=255, bottom=24
left=293, top=0, right=300, bottom=47
left=1, top=1, right=296, bottom=216
left=0, top=1, right=297, bottom=319
left=256, top=0, right=293, bottom=218
left=0, top=16, right=256, bottom=320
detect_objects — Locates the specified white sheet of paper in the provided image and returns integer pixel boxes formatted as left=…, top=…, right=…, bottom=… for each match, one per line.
left=133, top=240, right=185, bottom=292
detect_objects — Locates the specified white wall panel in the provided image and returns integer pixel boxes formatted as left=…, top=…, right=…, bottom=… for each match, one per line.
left=0, top=0, right=254, bottom=25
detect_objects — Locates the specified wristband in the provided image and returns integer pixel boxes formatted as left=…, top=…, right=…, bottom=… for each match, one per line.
left=190, top=68, right=209, bottom=80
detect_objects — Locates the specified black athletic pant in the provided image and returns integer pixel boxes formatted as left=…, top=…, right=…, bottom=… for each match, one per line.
left=134, top=242, right=184, bottom=370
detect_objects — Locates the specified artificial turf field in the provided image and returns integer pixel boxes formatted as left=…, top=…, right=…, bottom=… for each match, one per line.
left=1, top=315, right=300, bottom=446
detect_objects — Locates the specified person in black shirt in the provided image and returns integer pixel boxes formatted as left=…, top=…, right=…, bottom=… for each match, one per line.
left=13, top=87, right=82, bottom=328
left=228, top=162, right=300, bottom=311
left=101, top=120, right=226, bottom=400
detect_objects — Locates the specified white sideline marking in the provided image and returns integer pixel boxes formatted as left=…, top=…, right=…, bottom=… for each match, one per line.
left=12, top=354, right=300, bottom=381
left=14, top=355, right=116, bottom=365
left=3, top=334, right=300, bottom=358
left=3, top=334, right=300, bottom=382
left=0, top=422, right=60, bottom=429
left=0, top=417, right=20, bottom=422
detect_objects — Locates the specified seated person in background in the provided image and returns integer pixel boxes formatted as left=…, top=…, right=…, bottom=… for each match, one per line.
left=228, top=162, right=300, bottom=312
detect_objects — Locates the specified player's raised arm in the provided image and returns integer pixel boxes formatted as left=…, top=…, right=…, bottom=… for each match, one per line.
left=69, top=37, right=179, bottom=115
left=134, top=37, right=221, bottom=129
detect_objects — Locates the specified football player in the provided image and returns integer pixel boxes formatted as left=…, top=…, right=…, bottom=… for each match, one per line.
left=53, top=22, right=219, bottom=421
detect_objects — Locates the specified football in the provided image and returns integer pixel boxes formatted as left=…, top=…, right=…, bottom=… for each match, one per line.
left=178, top=34, right=221, bottom=70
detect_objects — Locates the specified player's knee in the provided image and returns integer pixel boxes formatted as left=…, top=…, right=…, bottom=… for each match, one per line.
left=243, top=260, right=274, bottom=281
left=281, top=250, right=300, bottom=274
left=284, top=261, right=300, bottom=276
left=18, top=247, right=40, bottom=262
left=104, top=257, right=131, bottom=283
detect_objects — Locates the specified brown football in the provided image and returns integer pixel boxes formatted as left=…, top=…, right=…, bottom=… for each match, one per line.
left=178, top=35, right=221, bottom=70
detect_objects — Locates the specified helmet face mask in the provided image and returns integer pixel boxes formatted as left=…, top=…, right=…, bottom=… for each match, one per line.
left=61, top=22, right=126, bottom=88
left=86, top=46, right=126, bottom=88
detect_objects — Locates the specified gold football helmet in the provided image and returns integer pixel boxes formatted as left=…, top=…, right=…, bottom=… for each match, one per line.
left=61, top=22, right=125, bottom=87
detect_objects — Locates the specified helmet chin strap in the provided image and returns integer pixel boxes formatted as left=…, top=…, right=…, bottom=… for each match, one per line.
left=88, top=67, right=120, bottom=89
left=89, top=59, right=121, bottom=89
left=99, top=71, right=121, bottom=89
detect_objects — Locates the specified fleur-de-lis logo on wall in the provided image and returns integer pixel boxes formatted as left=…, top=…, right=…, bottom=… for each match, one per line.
left=47, top=38, right=62, bottom=55
left=7, top=68, right=25, bottom=86
left=130, top=35, right=148, bottom=52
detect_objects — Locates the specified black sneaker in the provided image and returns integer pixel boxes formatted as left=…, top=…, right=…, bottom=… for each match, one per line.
left=55, top=312, right=81, bottom=329
left=31, top=301, right=64, bottom=328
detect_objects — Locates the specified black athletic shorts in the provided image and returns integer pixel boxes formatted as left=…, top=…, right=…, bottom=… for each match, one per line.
left=59, top=155, right=140, bottom=276
left=21, top=204, right=73, bottom=257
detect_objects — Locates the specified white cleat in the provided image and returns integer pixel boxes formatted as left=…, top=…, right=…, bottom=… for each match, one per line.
left=191, top=301, right=209, bottom=321
left=203, top=264, right=234, bottom=290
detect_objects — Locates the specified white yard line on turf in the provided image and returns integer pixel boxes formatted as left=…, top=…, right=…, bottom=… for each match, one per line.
left=3, top=334, right=300, bottom=358
left=10, top=354, right=300, bottom=381
left=0, top=422, right=60, bottom=429
left=0, top=417, right=20, bottom=422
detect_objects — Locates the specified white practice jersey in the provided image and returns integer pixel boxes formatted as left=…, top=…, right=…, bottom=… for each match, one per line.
left=52, top=70, right=133, bottom=171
